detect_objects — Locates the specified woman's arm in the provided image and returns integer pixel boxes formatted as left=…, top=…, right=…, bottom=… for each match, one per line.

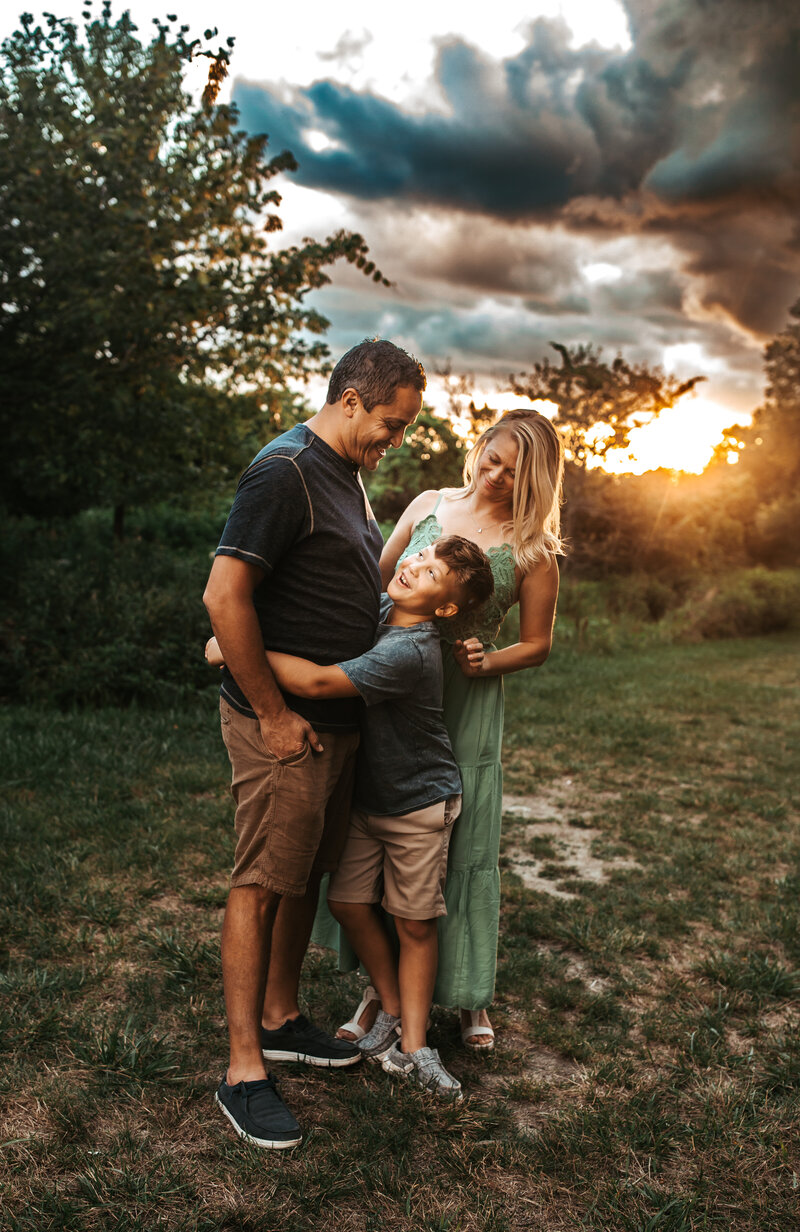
left=265, top=652, right=359, bottom=699
left=379, top=489, right=440, bottom=587
left=455, top=558, right=559, bottom=678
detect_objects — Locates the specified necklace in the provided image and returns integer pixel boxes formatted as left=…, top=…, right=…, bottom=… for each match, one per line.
left=468, top=497, right=510, bottom=535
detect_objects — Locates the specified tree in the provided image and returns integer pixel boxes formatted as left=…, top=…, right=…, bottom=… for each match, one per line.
left=0, top=3, right=387, bottom=533
left=732, top=297, right=800, bottom=564
left=508, top=343, right=704, bottom=469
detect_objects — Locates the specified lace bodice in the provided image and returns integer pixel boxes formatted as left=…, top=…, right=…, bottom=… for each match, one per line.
left=401, top=510, right=517, bottom=645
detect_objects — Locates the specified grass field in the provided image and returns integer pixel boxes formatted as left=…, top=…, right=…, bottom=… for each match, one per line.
left=1, top=634, right=799, bottom=1231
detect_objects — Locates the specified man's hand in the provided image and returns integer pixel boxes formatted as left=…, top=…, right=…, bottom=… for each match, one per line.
left=258, top=707, right=324, bottom=759
left=454, top=637, right=486, bottom=677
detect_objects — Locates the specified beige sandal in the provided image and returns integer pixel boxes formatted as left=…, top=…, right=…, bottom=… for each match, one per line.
left=337, top=985, right=381, bottom=1041
left=460, top=1009, right=495, bottom=1051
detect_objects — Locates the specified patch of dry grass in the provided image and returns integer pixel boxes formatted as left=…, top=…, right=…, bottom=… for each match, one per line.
left=2, top=634, right=799, bottom=1230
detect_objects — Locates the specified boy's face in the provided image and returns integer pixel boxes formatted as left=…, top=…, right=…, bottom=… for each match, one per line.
left=387, top=545, right=461, bottom=619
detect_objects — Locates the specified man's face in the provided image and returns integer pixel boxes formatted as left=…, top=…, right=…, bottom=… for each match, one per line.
left=386, top=544, right=460, bottom=618
left=346, top=384, right=423, bottom=471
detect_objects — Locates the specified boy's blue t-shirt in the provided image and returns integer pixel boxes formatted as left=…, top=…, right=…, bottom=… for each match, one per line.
left=337, top=597, right=461, bottom=816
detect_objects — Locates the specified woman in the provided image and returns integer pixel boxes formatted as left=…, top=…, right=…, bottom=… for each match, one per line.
left=333, top=408, right=565, bottom=1049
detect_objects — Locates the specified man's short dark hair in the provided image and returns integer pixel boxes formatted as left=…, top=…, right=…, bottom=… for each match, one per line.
left=434, top=536, right=495, bottom=609
left=326, top=339, right=426, bottom=411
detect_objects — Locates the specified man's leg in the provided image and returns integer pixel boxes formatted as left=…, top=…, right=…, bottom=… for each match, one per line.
left=222, top=883, right=281, bottom=1083
left=394, top=915, right=438, bottom=1054
left=261, top=872, right=324, bottom=1029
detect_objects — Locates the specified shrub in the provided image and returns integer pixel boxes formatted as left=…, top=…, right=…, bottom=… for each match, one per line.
left=664, top=568, right=800, bottom=641
left=1, top=510, right=221, bottom=706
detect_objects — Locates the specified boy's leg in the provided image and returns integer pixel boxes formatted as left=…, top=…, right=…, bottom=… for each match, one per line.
left=394, top=915, right=438, bottom=1054
left=328, top=899, right=401, bottom=1018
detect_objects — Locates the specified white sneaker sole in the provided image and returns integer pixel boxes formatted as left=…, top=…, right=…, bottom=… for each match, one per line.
left=380, top=1056, right=464, bottom=1102
left=361, top=1043, right=398, bottom=1063
left=214, top=1093, right=302, bottom=1149
left=261, top=1048, right=361, bottom=1068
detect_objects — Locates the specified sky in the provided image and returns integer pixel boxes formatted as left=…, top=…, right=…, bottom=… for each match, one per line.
left=7, top=0, right=799, bottom=471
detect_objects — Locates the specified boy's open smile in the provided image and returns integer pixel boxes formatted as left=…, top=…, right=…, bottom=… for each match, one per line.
left=386, top=545, right=461, bottom=625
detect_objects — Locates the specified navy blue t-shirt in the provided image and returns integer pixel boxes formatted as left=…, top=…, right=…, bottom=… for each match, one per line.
left=338, top=597, right=461, bottom=815
left=215, top=424, right=383, bottom=730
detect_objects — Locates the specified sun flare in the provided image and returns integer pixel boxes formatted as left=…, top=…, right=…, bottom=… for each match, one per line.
left=596, top=397, right=745, bottom=475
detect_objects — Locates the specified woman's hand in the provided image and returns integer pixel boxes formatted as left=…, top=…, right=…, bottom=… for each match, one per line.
left=454, top=637, right=486, bottom=677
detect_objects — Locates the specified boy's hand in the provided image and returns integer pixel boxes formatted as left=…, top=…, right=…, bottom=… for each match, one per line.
left=205, top=636, right=224, bottom=668
left=259, top=709, right=323, bottom=759
left=454, top=637, right=485, bottom=677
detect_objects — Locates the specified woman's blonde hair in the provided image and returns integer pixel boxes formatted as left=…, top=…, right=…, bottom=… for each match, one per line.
left=457, top=410, right=565, bottom=572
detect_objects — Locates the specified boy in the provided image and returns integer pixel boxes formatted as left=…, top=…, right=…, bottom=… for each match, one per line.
left=207, top=535, right=493, bottom=1099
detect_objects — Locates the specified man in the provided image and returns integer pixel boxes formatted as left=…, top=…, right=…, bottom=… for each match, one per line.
left=203, top=338, right=425, bottom=1150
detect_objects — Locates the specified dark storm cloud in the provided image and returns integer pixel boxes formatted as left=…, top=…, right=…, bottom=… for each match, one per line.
left=235, top=0, right=800, bottom=339
left=236, top=23, right=660, bottom=215
left=236, top=2, right=797, bottom=216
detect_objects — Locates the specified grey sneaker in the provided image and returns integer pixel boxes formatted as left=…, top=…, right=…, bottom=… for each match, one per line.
left=382, top=1043, right=463, bottom=1101
left=357, top=1009, right=401, bottom=1060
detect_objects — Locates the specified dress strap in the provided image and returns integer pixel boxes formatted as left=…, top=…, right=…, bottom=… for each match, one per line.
left=432, top=492, right=444, bottom=515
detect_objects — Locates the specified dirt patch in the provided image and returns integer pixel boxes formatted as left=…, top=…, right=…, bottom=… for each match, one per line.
left=503, top=786, right=639, bottom=897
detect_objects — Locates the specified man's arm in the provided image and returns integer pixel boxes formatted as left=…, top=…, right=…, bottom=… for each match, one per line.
left=203, top=555, right=323, bottom=757
left=266, top=652, right=360, bottom=699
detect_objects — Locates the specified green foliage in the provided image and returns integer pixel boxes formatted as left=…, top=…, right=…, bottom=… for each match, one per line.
left=662, top=568, right=800, bottom=641
left=0, top=4, right=385, bottom=526
left=509, top=342, right=704, bottom=468
left=741, top=298, right=800, bottom=501
left=699, top=951, right=800, bottom=1006
left=563, top=464, right=750, bottom=579
left=364, top=407, right=466, bottom=523
left=0, top=508, right=219, bottom=705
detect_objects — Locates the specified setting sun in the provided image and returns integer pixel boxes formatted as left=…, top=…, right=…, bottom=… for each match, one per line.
left=455, top=388, right=744, bottom=476
left=596, top=397, right=747, bottom=475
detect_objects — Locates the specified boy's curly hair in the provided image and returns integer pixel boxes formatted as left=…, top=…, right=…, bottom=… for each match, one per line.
left=433, top=535, right=495, bottom=609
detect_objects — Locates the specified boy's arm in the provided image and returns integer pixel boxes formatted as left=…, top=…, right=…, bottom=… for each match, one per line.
left=204, top=637, right=358, bottom=699
left=266, top=652, right=360, bottom=699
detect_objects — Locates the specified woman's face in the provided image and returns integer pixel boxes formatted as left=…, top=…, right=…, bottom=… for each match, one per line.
left=476, top=431, right=518, bottom=504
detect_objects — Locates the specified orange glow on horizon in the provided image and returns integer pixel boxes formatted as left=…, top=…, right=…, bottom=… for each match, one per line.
left=452, top=386, right=747, bottom=476
left=592, top=397, right=746, bottom=475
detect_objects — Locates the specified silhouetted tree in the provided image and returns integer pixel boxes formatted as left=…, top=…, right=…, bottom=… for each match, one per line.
left=509, top=343, right=704, bottom=469
left=734, top=298, right=800, bottom=564
left=0, top=3, right=386, bottom=534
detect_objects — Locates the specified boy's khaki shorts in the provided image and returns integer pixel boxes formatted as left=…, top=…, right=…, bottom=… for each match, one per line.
left=220, top=698, right=359, bottom=897
left=327, top=794, right=462, bottom=920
